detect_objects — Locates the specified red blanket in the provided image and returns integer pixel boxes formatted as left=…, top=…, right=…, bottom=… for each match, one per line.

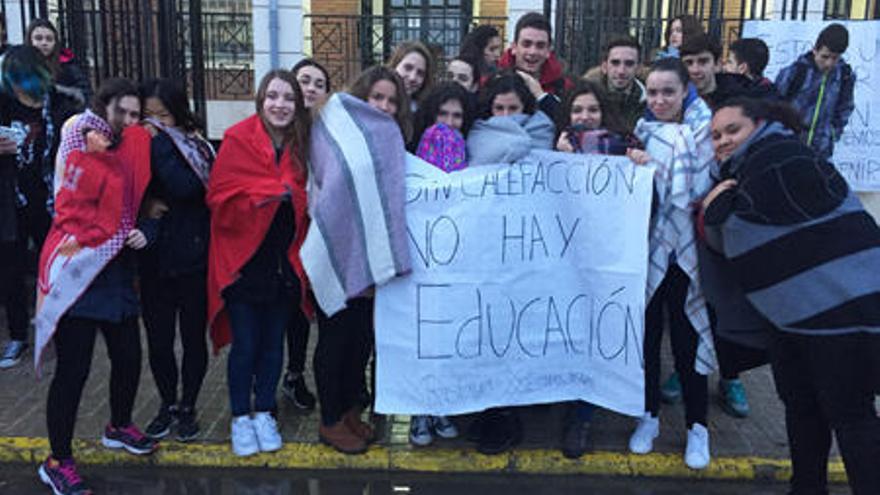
left=206, top=114, right=312, bottom=352
left=35, top=126, right=152, bottom=372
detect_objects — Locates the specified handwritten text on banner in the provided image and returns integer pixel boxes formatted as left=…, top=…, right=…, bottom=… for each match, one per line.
left=743, top=20, right=880, bottom=191
left=374, top=151, right=654, bottom=417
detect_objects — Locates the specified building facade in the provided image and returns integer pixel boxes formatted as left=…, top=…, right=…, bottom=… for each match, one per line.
left=1, top=0, right=878, bottom=137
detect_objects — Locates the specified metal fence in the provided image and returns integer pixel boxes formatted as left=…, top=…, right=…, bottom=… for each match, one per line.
left=554, top=0, right=774, bottom=76
left=0, top=0, right=49, bottom=35
left=553, top=0, right=879, bottom=76
left=1, top=0, right=253, bottom=129
left=305, top=13, right=507, bottom=89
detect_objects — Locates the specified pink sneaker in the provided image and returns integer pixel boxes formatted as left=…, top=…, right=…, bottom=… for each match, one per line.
left=101, top=423, right=158, bottom=455
left=38, top=456, right=93, bottom=495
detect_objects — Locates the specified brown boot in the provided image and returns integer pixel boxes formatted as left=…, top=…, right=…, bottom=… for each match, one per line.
left=319, top=421, right=367, bottom=455
left=343, top=408, right=376, bottom=443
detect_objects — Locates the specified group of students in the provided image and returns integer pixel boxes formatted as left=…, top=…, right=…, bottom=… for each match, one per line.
left=0, top=11, right=878, bottom=495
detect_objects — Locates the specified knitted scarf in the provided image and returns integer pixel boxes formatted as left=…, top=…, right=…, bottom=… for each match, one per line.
left=416, top=123, right=468, bottom=172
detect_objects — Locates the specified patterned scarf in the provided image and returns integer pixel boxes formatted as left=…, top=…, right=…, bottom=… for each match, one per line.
left=416, top=123, right=468, bottom=172
left=13, top=92, right=56, bottom=215
left=144, top=118, right=215, bottom=184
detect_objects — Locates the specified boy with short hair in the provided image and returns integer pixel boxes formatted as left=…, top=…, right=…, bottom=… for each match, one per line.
left=775, top=23, right=856, bottom=159
left=725, top=38, right=777, bottom=98
left=586, top=36, right=646, bottom=132
left=725, top=38, right=769, bottom=80
left=680, top=34, right=773, bottom=109
left=497, top=12, right=573, bottom=99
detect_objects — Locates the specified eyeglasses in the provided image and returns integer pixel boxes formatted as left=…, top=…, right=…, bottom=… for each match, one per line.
left=608, top=59, right=637, bottom=68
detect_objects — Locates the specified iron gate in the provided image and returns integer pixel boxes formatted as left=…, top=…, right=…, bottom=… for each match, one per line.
left=306, top=13, right=507, bottom=90
left=1, top=0, right=254, bottom=131
left=54, top=0, right=208, bottom=123
left=554, top=0, right=777, bottom=76
left=554, top=0, right=880, bottom=77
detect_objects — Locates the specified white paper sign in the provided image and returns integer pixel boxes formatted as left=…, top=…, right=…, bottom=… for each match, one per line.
left=374, top=151, right=654, bottom=417
left=743, top=20, right=880, bottom=191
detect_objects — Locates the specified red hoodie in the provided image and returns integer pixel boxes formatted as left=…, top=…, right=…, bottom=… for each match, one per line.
left=206, top=114, right=312, bottom=352
left=498, top=48, right=574, bottom=97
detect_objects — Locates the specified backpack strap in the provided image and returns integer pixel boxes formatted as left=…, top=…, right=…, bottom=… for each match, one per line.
left=784, top=63, right=808, bottom=101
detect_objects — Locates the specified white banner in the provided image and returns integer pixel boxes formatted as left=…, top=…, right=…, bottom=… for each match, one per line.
left=743, top=20, right=880, bottom=191
left=374, top=151, right=654, bottom=417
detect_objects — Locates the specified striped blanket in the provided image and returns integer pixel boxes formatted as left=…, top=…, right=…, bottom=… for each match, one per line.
left=635, top=91, right=718, bottom=374
left=301, top=93, right=411, bottom=316
left=714, top=128, right=880, bottom=336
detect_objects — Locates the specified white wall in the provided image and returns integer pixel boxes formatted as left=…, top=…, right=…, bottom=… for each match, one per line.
left=206, top=100, right=254, bottom=140
left=4, top=2, right=31, bottom=44
left=506, top=0, right=556, bottom=45
left=252, top=0, right=305, bottom=83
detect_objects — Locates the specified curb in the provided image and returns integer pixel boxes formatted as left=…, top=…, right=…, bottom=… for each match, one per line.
left=0, top=436, right=849, bottom=483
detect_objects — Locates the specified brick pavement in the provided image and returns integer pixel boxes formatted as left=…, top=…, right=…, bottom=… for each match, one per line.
left=0, top=319, right=796, bottom=460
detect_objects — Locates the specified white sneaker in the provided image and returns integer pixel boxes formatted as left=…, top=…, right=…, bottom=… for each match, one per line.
left=431, top=415, right=459, bottom=439
left=628, top=413, right=659, bottom=454
left=685, top=423, right=711, bottom=470
left=230, top=415, right=259, bottom=457
left=252, top=412, right=283, bottom=452
left=409, top=415, right=433, bottom=446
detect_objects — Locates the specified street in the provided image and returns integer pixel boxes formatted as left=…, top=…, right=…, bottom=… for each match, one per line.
left=0, top=465, right=850, bottom=495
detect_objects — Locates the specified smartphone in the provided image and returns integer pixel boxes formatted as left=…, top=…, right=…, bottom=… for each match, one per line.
left=0, top=122, right=29, bottom=147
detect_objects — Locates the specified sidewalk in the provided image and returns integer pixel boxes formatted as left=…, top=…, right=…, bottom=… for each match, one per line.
left=0, top=321, right=850, bottom=483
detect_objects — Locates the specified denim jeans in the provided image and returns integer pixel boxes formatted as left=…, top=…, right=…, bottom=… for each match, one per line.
left=226, top=297, right=290, bottom=417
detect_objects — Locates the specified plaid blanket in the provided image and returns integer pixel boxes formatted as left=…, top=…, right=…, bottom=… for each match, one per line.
left=635, top=93, right=717, bottom=374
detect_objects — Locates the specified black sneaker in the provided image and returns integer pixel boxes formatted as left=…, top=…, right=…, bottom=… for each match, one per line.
left=145, top=404, right=177, bottom=440
left=175, top=407, right=200, bottom=442
left=476, top=410, right=521, bottom=455
left=561, top=418, right=593, bottom=459
left=281, top=372, right=317, bottom=410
